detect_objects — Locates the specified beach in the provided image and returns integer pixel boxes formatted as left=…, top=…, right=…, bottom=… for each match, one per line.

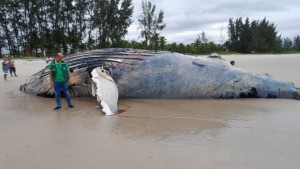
left=1, top=54, right=300, bottom=169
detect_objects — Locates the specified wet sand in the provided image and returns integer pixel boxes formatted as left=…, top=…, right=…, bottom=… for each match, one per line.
left=1, top=55, right=300, bottom=169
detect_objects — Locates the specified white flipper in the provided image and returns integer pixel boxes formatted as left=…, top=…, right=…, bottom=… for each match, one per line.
left=91, top=68, right=119, bottom=115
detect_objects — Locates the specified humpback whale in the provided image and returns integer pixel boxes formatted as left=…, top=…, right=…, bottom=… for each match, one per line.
left=20, top=48, right=299, bottom=114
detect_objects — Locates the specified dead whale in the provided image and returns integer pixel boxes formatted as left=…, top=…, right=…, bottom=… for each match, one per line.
left=20, top=48, right=299, bottom=114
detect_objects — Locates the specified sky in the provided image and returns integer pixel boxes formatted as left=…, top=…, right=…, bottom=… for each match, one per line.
left=125, top=0, right=300, bottom=44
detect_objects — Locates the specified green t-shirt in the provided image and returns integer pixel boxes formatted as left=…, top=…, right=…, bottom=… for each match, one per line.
left=49, top=60, right=69, bottom=82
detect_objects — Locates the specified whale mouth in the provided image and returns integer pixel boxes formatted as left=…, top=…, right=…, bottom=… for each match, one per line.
left=91, top=67, right=119, bottom=115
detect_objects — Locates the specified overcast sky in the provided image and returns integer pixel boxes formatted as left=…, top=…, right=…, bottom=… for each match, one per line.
left=125, top=0, right=300, bottom=44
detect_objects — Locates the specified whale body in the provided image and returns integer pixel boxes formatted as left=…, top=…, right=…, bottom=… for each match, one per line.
left=20, top=48, right=299, bottom=100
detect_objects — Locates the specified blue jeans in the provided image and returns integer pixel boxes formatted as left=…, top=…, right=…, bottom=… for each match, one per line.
left=9, top=67, right=16, bottom=73
left=54, top=82, right=72, bottom=107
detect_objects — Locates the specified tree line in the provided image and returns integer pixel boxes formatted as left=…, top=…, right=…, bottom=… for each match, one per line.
left=117, top=31, right=225, bottom=55
left=1, top=0, right=300, bottom=57
left=0, top=0, right=134, bottom=56
left=226, top=17, right=300, bottom=53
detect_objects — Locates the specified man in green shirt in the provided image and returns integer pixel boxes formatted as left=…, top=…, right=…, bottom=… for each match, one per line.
left=49, top=53, right=74, bottom=110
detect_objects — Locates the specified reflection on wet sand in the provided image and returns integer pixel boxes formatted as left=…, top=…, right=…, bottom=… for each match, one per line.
left=112, top=99, right=282, bottom=144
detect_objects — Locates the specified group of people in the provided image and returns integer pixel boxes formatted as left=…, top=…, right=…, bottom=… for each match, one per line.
left=2, top=53, right=73, bottom=110
left=2, top=55, right=17, bottom=81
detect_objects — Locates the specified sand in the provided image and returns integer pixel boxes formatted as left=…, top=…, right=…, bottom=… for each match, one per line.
left=1, top=54, right=300, bottom=169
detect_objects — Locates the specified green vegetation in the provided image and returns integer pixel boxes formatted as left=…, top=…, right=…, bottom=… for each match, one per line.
left=225, top=17, right=300, bottom=54
left=138, top=0, right=166, bottom=50
left=0, top=0, right=134, bottom=57
left=0, top=1, right=300, bottom=57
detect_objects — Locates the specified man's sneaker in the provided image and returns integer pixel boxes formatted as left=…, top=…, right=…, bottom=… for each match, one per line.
left=54, top=106, right=61, bottom=110
left=68, top=105, right=74, bottom=108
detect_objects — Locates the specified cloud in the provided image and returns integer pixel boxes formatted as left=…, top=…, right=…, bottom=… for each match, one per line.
left=125, top=0, right=300, bottom=44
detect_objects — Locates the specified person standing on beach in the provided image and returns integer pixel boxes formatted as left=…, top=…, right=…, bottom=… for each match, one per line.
left=49, top=53, right=74, bottom=110
left=2, top=56, right=9, bottom=81
left=8, top=56, right=17, bottom=77
left=46, top=56, right=53, bottom=64
left=230, top=60, right=235, bottom=66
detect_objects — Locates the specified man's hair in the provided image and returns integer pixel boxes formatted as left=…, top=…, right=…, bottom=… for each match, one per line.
left=55, top=53, right=64, bottom=57
left=230, top=61, right=235, bottom=65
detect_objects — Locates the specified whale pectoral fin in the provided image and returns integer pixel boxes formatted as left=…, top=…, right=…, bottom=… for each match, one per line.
left=91, top=67, right=119, bottom=115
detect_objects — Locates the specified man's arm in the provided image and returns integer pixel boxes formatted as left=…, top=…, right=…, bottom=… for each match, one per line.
left=49, top=70, right=53, bottom=87
left=67, top=70, right=72, bottom=85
